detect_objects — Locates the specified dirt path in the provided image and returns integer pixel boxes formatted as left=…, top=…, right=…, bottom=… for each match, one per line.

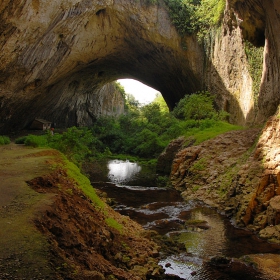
left=0, top=144, right=59, bottom=279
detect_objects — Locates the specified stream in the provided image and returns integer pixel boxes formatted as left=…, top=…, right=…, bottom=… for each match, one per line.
left=90, top=159, right=280, bottom=280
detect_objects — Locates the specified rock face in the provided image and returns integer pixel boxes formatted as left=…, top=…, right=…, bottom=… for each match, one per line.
left=156, top=136, right=187, bottom=175
left=0, top=0, right=279, bottom=131
left=170, top=111, right=280, bottom=243
left=228, top=0, right=280, bottom=123
left=170, top=128, right=261, bottom=208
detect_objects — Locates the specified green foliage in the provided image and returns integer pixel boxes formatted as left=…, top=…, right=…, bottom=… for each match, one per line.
left=153, top=93, right=169, bottom=112
left=23, top=134, right=48, bottom=147
left=15, top=91, right=241, bottom=161
left=125, top=93, right=141, bottom=111
left=164, top=0, right=226, bottom=38
left=86, top=91, right=240, bottom=159
left=16, top=127, right=100, bottom=164
left=244, top=41, right=264, bottom=104
left=172, top=91, right=216, bottom=121
left=0, top=135, right=11, bottom=145
left=163, top=0, right=198, bottom=35
left=49, top=127, right=94, bottom=163
left=114, top=82, right=126, bottom=99
left=184, top=121, right=243, bottom=145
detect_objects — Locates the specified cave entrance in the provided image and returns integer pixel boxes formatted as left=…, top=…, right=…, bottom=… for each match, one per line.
left=117, top=79, right=160, bottom=105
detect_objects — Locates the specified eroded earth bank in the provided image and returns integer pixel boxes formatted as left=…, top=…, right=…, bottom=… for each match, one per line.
left=0, top=145, right=166, bottom=280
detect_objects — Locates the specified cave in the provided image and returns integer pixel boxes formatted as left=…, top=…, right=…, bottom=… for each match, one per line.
left=0, top=0, right=279, bottom=132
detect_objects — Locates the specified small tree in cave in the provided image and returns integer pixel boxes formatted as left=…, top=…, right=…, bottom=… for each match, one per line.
left=172, top=91, right=216, bottom=121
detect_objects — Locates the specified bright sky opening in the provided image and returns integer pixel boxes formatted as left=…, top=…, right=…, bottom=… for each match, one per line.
left=118, top=79, right=159, bottom=104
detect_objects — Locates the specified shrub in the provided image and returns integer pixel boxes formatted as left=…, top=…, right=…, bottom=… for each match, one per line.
left=173, top=91, right=216, bottom=121
left=105, top=217, right=123, bottom=233
left=0, top=135, right=10, bottom=145
left=23, top=135, right=48, bottom=147
left=15, top=136, right=27, bottom=144
left=49, top=127, right=95, bottom=163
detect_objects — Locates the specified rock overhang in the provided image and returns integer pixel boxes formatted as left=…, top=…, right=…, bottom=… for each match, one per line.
left=1, top=0, right=279, bottom=132
left=0, top=0, right=204, bottom=131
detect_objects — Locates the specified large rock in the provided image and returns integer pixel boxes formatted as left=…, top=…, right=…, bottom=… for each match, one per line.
left=156, top=136, right=187, bottom=175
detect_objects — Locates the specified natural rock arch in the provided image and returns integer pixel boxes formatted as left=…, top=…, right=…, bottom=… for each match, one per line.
left=0, top=0, right=204, bottom=131
left=0, top=0, right=279, bottom=132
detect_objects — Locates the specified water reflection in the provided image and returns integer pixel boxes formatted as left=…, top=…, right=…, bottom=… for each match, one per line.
left=107, top=160, right=141, bottom=184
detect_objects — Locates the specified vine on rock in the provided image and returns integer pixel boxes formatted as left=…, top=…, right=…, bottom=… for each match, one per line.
left=163, top=0, right=226, bottom=39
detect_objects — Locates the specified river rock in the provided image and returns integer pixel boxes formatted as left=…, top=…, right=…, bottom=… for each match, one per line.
left=209, top=256, right=231, bottom=268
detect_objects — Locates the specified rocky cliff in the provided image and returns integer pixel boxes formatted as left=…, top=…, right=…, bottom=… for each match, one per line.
left=0, top=0, right=279, bottom=131
left=169, top=108, right=280, bottom=243
left=207, top=0, right=280, bottom=125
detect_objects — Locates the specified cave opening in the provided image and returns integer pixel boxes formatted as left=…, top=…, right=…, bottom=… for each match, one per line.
left=117, top=79, right=161, bottom=105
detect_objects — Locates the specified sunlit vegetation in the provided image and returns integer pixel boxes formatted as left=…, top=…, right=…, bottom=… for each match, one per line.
left=16, top=90, right=242, bottom=162
left=63, top=157, right=105, bottom=209
left=105, top=217, right=123, bottom=233
left=163, top=0, right=226, bottom=38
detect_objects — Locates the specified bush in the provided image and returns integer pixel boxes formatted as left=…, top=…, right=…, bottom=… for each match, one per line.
left=173, top=91, right=216, bottom=121
left=23, top=135, right=48, bottom=147
left=15, top=136, right=27, bottom=144
left=49, top=127, right=95, bottom=163
left=0, top=135, right=10, bottom=145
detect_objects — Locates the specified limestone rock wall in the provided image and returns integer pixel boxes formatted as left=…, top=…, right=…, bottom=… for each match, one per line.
left=0, top=0, right=203, bottom=132
left=0, top=0, right=280, bottom=131
left=204, top=0, right=280, bottom=125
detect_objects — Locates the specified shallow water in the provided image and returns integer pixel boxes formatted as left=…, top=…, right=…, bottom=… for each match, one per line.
left=90, top=160, right=280, bottom=280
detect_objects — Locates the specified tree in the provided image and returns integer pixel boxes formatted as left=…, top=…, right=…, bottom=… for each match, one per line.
left=173, top=91, right=216, bottom=121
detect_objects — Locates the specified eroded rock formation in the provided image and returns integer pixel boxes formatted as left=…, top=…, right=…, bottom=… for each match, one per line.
left=169, top=109, right=280, bottom=243
left=0, top=0, right=279, bottom=131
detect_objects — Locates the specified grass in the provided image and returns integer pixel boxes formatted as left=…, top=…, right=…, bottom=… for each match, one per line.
left=190, top=157, right=207, bottom=171
left=184, top=121, right=243, bottom=145
left=61, top=155, right=125, bottom=232
left=62, top=157, right=105, bottom=209
left=23, top=134, right=48, bottom=147
left=105, top=217, right=123, bottom=233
